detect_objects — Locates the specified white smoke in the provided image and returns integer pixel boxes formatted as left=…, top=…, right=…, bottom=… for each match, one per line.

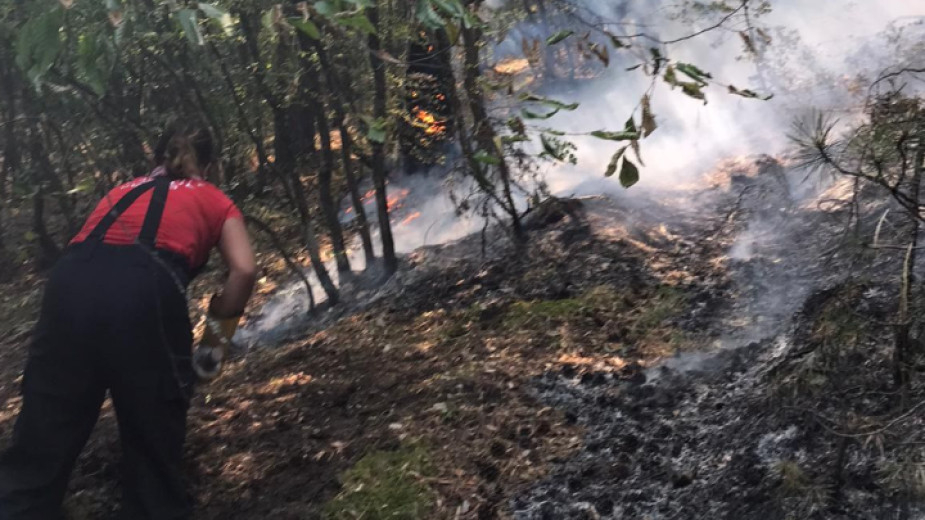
left=240, top=1, right=925, bottom=345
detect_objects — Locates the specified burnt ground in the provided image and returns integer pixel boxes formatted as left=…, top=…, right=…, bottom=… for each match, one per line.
left=0, top=156, right=923, bottom=519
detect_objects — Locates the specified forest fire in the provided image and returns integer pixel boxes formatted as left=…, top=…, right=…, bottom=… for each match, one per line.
left=413, top=108, right=447, bottom=136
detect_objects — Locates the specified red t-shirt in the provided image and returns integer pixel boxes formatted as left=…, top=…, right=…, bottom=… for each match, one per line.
left=70, top=176, right=243, bottom=268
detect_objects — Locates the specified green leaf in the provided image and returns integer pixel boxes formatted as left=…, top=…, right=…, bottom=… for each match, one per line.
left=650, top=47, right=664, bottom=75
left=619, top=157, right=640, bottom=188
left=432, top=0, right=466, bottom=18
left=728, top=85, right=773, bottom=100
left=473, top=150, right=501, bottom=165
left=641, top=94, right=657, bottom=137
left=335, top=13, right=376, bottom=34
left=624, top=115, right=637, bottom=133
left=604, top=30, right=627, bottom=49
left=604, top=146, right=627, bottom=177
left=290, top=18, right=320, bottom=39
left=362, top=116, right=387, bottom=143
left=518, top=92, right=578, bottom=111
left=590, top=130, right=640, bottom=141
left=416, top=0, right=445, bottom=30
left=76, top=32, right=114, bottom=96
left=461, top=10, right=480, bottom=29
left=663, top=65, right=678, bottom=86
left=15, top=9, right=64, bottom=89
left=176, top=9, right=204, bottom=45
left=314, top=1, right=337, bottom=16
left=546, top=30, right=574, bottom=46
left=680, top=82, right=707, bottom=103
left=521, top=107, right=560, bottom=120
left=675, top=62, right=712, bottom=85
left=444, top=21, right=460, bottom=45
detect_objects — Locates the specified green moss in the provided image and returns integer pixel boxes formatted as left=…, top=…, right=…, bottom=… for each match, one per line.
left=323, top=445, right=436, bottom=520
left=634, top=285, right=685, bottom=333
left=504, top=298, right=586, bottom=328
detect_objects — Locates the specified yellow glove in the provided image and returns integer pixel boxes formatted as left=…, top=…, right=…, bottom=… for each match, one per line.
left=193, top=313, right=241, bottom=381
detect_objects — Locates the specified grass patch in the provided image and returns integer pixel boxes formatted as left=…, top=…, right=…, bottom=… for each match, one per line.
left=502, top=285, right=628, bottom=329
left=323, top=445, right=436, bottom=520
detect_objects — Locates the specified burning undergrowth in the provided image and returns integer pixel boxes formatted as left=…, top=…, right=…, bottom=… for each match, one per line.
left=509, top=164, right=925, bottom=519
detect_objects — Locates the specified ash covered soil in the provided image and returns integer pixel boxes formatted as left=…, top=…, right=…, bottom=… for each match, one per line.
left=1, top=156, right=921, bottom=519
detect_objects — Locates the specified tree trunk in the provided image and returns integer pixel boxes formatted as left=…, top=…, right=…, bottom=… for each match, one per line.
left=312, top=39, right=376, bottom=266
left=309, top=76, right=351, bottom=274
left=289, top=168, right=339, bottom=304
left=461, top=24, right=527, bottom=244
left=367, top=5, right=398, bottom=276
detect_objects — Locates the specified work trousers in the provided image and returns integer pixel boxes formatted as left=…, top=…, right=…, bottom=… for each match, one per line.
left=0, top=244, right=195, bottom=519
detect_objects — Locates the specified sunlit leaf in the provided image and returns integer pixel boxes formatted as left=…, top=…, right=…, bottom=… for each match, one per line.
left=199, top=3, right=235, bottom=35
left=546, top=30, right=574, bottom=46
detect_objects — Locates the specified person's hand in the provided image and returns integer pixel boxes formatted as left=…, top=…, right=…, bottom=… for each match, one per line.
left=192, top=298, right=241, bottom=381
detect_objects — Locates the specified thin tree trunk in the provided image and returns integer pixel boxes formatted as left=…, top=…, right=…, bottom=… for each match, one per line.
left=367, top=5, right=398, bottom=276
left=312, top=39, right=376, bottom=265
left=461, top=24, right=526, bottom=244
left=289, top=166, right=339, bottom=303
left=308, top=75, right=351, bottom=274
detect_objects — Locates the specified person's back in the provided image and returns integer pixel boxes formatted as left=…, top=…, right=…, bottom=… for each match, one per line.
left=0, top=125, right=256, bottom=520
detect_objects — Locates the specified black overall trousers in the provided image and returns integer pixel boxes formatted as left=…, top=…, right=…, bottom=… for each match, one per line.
left=0, top=177, right=196, bottom=519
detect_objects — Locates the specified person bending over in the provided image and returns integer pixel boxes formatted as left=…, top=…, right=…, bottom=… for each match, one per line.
left=0, top=124, right=257, bottom=519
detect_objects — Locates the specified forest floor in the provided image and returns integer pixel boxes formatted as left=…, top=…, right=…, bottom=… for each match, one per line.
left=1, top=157, right=923, bottom=519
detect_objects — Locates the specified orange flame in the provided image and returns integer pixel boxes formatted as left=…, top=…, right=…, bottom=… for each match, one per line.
left=413, top=109, right=447, bottom=136
left=400, top=211, right=422, bottom=226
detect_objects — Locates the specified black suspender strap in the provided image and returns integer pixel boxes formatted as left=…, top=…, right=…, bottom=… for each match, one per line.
left=138, top=176, right=171, bottom=248
left=86, top=180, right=158, bottom=242
left=86, top=176, right=172, bottom=248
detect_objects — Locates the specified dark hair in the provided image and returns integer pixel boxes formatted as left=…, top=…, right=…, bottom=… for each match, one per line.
left=154, top=124, right=215, bottom=179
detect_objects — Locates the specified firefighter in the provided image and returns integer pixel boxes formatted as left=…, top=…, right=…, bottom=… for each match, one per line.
left=0, top=124, right=257, bottom=519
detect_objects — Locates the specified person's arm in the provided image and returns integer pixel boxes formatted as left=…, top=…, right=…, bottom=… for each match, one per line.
left=210, top=217, right=257, bottom=318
